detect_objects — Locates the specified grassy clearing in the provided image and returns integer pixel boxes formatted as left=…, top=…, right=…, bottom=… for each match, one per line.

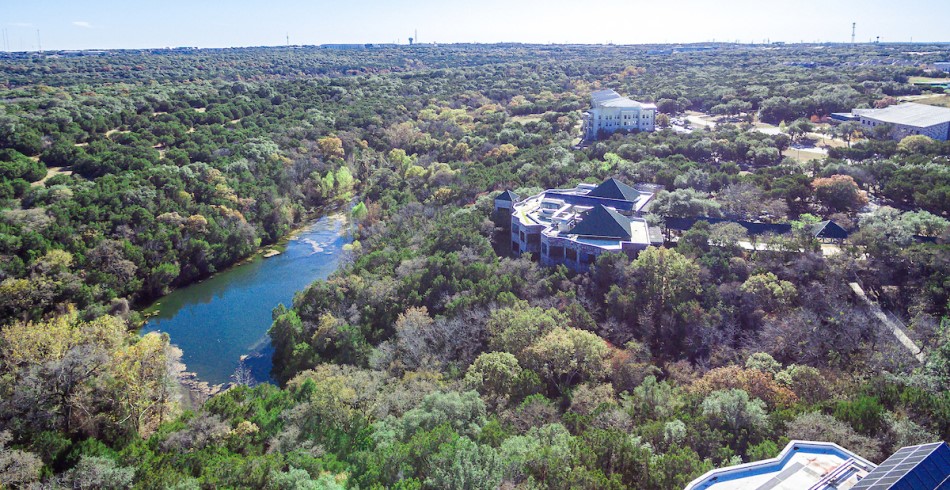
left=509, top=114, right=544, bottom=124
left=910, top=76, right=950, bottom=84
left=908, top=94, right=950, bottom=108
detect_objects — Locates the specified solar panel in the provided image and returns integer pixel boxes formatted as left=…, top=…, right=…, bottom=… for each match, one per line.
left=851, top=442, right=950, bottom=490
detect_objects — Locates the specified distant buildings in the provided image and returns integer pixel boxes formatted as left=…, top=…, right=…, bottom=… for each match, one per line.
left=685, top=440, right=950, bottom=490
left=582, top=90, right=656, bottom=141
left=934, top=61, right=950, bottom=73
left=853, top=103, right=950, bottom=141
left=495, top=178, right=662, bottom=272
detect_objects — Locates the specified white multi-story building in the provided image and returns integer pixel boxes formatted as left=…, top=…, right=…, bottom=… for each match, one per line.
left=582, top=89, right=656, bottom=141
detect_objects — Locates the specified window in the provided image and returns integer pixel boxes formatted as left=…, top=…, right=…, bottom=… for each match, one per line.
left=520, top=231, right=525, bottom=241
left=582, top=253, right=597, bottom=264
left=550, top=246, right=564, bottom=258
left=566, top=248, right=577, bottom=261
left=527, top=233, right=540, bottom=245
left=512, top=241, right=520, bottom=253
left=541, top=244, right=548, bottom=254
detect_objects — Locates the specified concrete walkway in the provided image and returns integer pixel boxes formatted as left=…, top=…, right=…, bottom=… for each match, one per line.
left=849, top=282, right=926, bottom=363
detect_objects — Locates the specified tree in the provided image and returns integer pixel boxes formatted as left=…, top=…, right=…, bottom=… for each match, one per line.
left=607, top=247, right=704, bottom=357
left=812, top=174, right=868, bottom=213
left=897, top=134, right=936, bottom=154
left=317, top=136, right=345, bottom=159
left=740, top=272, right=797, bottom=313
left=651, top=189, right=721, bottom=218
left=425, top=437, right=503, bottom=490
left=486, top=304, right=566, bottom=357
left=523, top=328, right=610, bottom=396
left=0, top=431, right=42, bottom=487
left=701, top=388, right=769, bottom=434
left=786, top=412, right=882, bottom=462
left=835, top=121, right=863, bottom=148
left=465, top=352, right=524, bottom=406
left=718, top=182, right=766, bottom=220
left=786, top=118, right=814, bottom=143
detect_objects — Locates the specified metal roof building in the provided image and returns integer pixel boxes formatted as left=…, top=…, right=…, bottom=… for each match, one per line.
left=855, top=103, right=950, bottom=141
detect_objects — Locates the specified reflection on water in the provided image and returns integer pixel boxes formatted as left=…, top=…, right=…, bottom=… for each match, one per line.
left=142, top=214, right=350, bottom=385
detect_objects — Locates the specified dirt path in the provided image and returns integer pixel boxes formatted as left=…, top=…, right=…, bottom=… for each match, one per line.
left=32, top=166, right=73, bottom=187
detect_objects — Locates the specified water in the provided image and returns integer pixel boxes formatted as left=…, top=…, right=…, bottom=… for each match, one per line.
left=142, top=214, right=351, bottom=385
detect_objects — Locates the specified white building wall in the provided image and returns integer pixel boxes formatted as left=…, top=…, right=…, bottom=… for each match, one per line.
left=586, top=106, right=655, bottom=138
left=860, top=116, right=950, bottom=141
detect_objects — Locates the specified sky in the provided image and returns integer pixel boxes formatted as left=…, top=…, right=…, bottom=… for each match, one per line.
left=3, top=0, right=950, bottom=51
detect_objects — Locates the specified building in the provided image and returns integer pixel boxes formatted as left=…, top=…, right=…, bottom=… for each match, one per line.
left=934, top=61, right=950, bottom=73
left=853, top=103, right=950, bottom=141
left=582, top=90, right=656, bottom=141
left=495, top=178, right=662, bottom=272
left=684, top=440, right=950, bottom=490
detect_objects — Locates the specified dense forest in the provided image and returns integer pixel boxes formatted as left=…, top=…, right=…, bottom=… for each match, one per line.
left=0, top=43, right=948, bottom=488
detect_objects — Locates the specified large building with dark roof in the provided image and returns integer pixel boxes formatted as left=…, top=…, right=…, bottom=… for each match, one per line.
left=494, top=178, right=662, bottom=272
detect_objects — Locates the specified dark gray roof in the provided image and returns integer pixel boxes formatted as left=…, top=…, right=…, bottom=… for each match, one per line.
left=851, top=442, right=950, bottom=490
left=568, top=205, right=632, bottom=240
left=495, top=190, right=519, bottom=202
left=811, top=220, right=849, bottom=239
left=588, top=178, right=640, bottom=202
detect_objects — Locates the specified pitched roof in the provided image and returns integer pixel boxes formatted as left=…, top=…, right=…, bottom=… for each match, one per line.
left=495, top=190, right=519, bottom=202
left=590, top=89, right=655, bottom=109
left=811, top=220, right=849, bottom=239
left=858, top=103, right=950, bottom=128
left=587, top=178, right=640, bottom=202
left=568, top=205, right=632, bottom=240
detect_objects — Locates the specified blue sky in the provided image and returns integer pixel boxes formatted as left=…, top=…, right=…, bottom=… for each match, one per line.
left=3, top=0, right=949, bottom=51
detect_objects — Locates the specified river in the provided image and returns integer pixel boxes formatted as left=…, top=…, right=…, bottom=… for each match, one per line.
left=142, top=214, right=351, bottom=386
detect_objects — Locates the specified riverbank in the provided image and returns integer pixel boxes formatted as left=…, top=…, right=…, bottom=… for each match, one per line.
left=142, top=213, right=353, bottom=389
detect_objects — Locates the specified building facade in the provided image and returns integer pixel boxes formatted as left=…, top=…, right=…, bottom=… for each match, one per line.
left=582, top=90, right=657, bottom=141
left=496, top=178, right=662, bottom=272
left=854, top=103, right=950, bottom=141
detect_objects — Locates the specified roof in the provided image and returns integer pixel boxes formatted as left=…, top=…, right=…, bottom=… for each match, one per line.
left=665, top=217, right=792, bottom=236
left=685, top=440, right=876, bottom=490
left=851, top=442, right=950, bottom=490
left=568, top=204, right=632, bottom=240
left=588, top=178, right=640, bottom=201
left=590, top=89, right=655, bottom=109
left=858, top=103, right=950, bottom=128
left=812, top=220, right=849, bottom=239
left=495, top=190, right=519, bottom=202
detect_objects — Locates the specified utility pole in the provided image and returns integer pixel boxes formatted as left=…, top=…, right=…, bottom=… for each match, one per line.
left=851, top=22, right=856, bottom=44
left=286, top=32, right=289, bottom=47
left=36, top=29, right=41, bottom=52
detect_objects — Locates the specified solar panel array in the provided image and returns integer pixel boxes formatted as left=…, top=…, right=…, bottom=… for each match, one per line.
left=851, top=442, right=950, bottom=489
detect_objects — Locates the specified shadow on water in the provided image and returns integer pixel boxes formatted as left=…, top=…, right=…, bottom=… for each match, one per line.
left=141, top=214, right=351, bottom=385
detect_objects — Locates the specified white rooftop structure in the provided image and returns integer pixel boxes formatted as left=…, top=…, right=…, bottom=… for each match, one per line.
left=854, top=103, right=950, bottom=141
left=859, top=103, right=950, bottom=128
left=685, top=441, right=876, bottom=490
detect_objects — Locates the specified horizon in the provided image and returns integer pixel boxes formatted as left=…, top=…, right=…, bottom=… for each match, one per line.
left=4, top=0, right=950, bottom=52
